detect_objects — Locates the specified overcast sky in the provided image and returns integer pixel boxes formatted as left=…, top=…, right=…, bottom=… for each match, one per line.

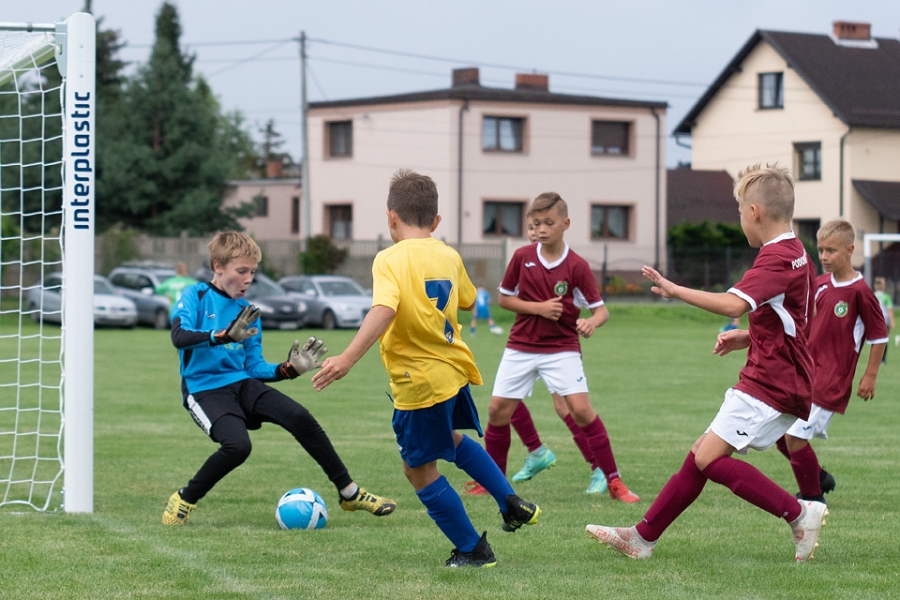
left=9, top=1, right=900, bottom=167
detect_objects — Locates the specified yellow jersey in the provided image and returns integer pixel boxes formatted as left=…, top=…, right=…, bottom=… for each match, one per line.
left=372, top=237, right=483, bottom=410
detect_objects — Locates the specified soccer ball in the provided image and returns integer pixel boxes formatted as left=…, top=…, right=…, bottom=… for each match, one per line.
left=275, top=487, right=328, bottom=530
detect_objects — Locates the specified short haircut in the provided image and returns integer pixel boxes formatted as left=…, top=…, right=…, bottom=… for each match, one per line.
left=733, top=162, right=795, bottom=222
left=387, top=168, right=438, bottom=227
left=207, top=231, right=262, bottom=269
left=529, top=192, right=568, bottom=218
left=817, top=218, right=855, bottom=246
left=874, top=276, right=886, bottom=289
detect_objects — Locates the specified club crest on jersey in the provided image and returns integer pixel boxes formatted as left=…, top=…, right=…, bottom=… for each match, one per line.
left=554, top=280, right=568, bottom=296
left=833, top=301, right=849, bottom=318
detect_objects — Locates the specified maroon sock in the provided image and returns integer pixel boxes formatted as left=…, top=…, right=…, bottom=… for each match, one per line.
left=789, top=443, right=822, bottom=497
left=636, top=451, right=708, bottom=542
left=775, top=436, right=790, bottom=460
left=581, top=416, right=618, bottom=480
left=484, top=423, right=511, bottom=475
left=509, top=402, right=542, bottom=453
left=563, top=414, right=597, bottom=469
left=703, top=455, right=801, bottom=521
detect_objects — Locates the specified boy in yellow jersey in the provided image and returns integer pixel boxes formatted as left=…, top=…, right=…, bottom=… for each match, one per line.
left=313, top=169, right=540, bottom=567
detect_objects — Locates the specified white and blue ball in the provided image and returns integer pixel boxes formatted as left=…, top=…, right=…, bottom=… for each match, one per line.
left=276, top=487, right=328, bottom=530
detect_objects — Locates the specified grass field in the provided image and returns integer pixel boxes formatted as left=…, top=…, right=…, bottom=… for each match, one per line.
left=1, top=303, right=899, bottom=599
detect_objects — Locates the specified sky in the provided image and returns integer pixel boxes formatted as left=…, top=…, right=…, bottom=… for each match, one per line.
left=8, top=1, right=900, bottom=167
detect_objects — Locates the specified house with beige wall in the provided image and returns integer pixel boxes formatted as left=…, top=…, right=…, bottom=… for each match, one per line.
left=222, top=161, right=302, bottom=240
left=674, top=21, right=900, bottom=269
left=305, top=68, right=668, bottom=272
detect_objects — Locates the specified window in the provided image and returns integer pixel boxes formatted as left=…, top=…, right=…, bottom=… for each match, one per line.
left=794, top=219, right=820, bottom=244
left=327, top=120, right=352, bottom=157
left=328, top=204, right=353, bottom=240
left=591, top=205, right=631, bottom=240
left=291, top=196, right=300, bottom=234
left=758, top=72, right=784, bottom=109
left=482, top=201, right=525, bottom=236
left=482, top=116, right=524, bottom=152
left=591, top=121, right=630, bottom=155
left=794, top=142, right=821, bottom=181
left=254, top=194, right=268, bottom=217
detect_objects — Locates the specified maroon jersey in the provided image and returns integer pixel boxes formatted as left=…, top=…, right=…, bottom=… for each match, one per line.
left=499, top=243, right=603, bottom=354
left=728, top=233, right=816, bottom=419
left=809, top=273, right=889, bottom=414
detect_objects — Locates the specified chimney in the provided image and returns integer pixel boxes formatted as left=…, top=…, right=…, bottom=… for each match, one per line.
left=832, top=20, right=871, bottom=41
left=266, top=160, right=283, bottom=179
left=452, top=67, right=479, bottom=87
left=515, top=73, right=549, bottom=91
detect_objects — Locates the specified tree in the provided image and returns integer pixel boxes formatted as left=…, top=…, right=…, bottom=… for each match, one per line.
left=96, top=2, right=254, bottom=235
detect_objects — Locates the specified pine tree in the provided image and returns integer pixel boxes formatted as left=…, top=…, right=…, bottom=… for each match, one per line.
left=97, top=2, right=253, bottom=235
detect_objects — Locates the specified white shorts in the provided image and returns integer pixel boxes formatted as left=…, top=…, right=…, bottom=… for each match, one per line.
left=785, top=404, right=833, bottom=441
left=708, top=388, right=796, bottom=454
left=492, top=349, right=588, bottom=399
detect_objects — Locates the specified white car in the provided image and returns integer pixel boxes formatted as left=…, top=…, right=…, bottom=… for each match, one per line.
left=26, top=273, right=139, bottom=328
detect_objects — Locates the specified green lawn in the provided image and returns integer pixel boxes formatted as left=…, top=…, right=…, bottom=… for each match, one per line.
left=1, top=303, right=898, bottom=599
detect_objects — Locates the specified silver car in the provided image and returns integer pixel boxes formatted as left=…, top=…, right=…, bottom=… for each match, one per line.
left=26, top=273, right=138, bottom=328
left=279, top=275, right=372, bottom=330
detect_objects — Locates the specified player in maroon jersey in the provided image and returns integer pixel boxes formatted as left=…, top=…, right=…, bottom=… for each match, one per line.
left=483, top=192, right=640, bottom=503
left=775, top=219, right=887, bottom=502
left=465, top=219, right=605, bottom=497
left=586, top=162, right=828, bottom=562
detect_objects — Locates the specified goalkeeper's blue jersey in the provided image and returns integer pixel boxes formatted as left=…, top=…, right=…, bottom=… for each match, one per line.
left=171, top=282, right=278, bottom=394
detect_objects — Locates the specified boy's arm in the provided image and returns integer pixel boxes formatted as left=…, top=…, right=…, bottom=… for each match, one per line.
left=642, top=265, right=750, bottom=318
left=311, top=304, right=396, bottom=391
left=575, top=304, right=609, bottom=338
left=498, top=292, right=563, bottom=321
left=713, top=328, right=751, bottom=356
left=857, top=343, right=885, bottom=401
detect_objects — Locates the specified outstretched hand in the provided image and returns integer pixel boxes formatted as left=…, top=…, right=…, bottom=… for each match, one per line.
left=641, top=266, right=678, bottom=299
left=288, top=336, right=328, bottom=376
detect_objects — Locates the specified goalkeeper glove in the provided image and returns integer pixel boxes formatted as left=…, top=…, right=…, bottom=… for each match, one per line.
left=277, top=336, right=327, bottom=379
left=212, top=305, right=261, bottom=345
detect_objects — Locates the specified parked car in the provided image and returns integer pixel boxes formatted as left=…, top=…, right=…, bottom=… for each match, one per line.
left=26, top=273, right=138, bottom=328
left=193, top=268, right=307, bottom=331
left=278, top=275, right=372, bottom=330
left=107, top=265, right=175, bottom=329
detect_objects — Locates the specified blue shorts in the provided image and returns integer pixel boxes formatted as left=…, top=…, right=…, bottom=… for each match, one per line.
left=391, top=385, right=483, bottom=468
left=474, top=305, right=491, bottom=320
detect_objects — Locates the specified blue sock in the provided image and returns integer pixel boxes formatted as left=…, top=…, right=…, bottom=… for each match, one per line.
left=454, top=434, right=515, bottom=513
left=416, top=475, right=480, bottom=553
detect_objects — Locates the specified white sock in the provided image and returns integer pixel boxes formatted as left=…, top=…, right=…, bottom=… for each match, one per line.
left=340, top=483, right=359, bottom=500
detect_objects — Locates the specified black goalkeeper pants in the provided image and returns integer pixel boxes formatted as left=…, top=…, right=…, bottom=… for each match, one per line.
left=180, top=379, right=353, bottom=503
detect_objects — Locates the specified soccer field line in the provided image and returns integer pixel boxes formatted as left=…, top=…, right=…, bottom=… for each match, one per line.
left=91, top=513, right=293, bottom=599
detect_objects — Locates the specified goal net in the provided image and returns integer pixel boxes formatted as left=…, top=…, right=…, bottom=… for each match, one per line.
left=0, top=14, right=95, bottom=513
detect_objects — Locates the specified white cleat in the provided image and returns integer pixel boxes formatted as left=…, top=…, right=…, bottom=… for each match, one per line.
left=585, top=524, right=655, bottom=559
left=791, top=499, right=829, bottom=563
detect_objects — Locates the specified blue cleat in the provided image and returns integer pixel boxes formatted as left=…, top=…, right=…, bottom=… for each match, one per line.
left=511, top=445, right=556, bottom=482
left=585, top=467, right=608, bottom=494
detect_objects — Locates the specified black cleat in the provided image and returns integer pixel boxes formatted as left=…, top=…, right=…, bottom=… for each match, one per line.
left=501, top=494, right=541, bottom=532
left=445, top=531, right=497, bottom=568
left=819, top=468, right=836, bottom=494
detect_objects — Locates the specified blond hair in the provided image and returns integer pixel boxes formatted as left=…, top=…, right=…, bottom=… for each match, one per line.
left=733, top=162, right=795, bottom=222
left=529, top=192, right=568, bottom=218
left=817, top=219, right=855, bottom=246
left=207, top=231, right=262, bottom=269
left=387, top=168, right=438, bottom=227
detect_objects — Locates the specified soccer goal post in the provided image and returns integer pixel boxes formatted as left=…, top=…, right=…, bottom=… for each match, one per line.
left=863, top=233, right=900, bottom=287
left=0, top=13, right=95, bottom=513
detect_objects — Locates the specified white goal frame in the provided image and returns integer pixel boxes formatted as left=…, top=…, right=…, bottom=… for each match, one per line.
left=862, top=233, right=900, bottom=287
left=0, top=13, right=95, bottom=513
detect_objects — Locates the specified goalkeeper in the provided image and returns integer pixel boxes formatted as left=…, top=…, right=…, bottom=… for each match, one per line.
left=162, top=231, right=396, bottom=526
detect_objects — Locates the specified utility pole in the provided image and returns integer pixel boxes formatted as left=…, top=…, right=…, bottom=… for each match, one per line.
left=299, top=31, right=311, bottom=245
